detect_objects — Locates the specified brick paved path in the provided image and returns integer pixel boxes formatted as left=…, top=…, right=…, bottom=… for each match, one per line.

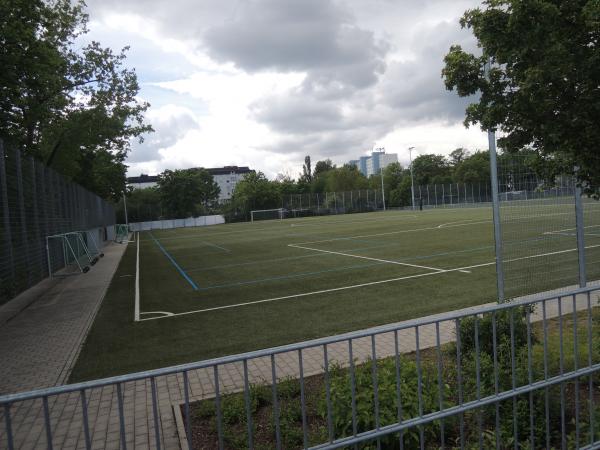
left=0, top=242, right=597, bottom=449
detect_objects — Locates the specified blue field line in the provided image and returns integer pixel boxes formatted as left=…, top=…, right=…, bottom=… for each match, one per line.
left=148, top=232, right=200, bottom=290
left=197, top=261, right=388, bottom=291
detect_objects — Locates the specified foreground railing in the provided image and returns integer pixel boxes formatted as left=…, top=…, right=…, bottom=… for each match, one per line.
left=2, top=285, right=600, bottom=449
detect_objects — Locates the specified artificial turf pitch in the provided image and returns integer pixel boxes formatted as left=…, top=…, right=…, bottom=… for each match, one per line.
left=70, top=205, right=600, bottom=381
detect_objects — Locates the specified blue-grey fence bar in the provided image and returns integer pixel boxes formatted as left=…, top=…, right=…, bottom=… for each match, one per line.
left=1, top=284, right=599, bottom=449
left=0, top=141, right=116, bottom=304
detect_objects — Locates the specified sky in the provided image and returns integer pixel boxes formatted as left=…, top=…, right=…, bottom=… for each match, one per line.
left=84, top=0, right=488, bottom=178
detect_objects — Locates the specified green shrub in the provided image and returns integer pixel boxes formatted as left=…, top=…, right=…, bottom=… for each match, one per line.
left=319, top=358, right=451, bottom=449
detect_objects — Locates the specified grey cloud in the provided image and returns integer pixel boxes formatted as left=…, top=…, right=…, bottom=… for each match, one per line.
left=203, top=0, right=389, bottom=89
left=128, top=109, right=198, bottom=163
left=379, top=20, right=478, bottom=124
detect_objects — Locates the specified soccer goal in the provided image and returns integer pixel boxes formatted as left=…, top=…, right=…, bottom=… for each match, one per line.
left=75, top=230, right=105, bottom=263
left=115, top=224, right=129, bottom=243
left=46, top=233, right=91, bottom=278
left=250, top=208, right=284, bottom=222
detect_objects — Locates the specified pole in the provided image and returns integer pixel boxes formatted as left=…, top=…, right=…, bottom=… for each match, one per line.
left=409, top=146, right=415, bottom=210
left=574, top=168, right=587, bottom=288
left=380, top=167, right=386, bottom=211
left=486, top=60, right=505, bottom=303
left=123, top=191, right=129, bottom=229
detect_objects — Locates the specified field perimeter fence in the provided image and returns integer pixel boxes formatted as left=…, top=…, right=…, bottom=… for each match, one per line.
left=282, top=189, right=384, bottom=217
left=0, top=141, right=116, bottom=305
left=1, top=285, right=599, bottom=449
left=495, top=155, right=600, bottom=300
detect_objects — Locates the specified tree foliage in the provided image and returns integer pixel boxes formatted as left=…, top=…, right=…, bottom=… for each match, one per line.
left=442, top=0, right=600, bottom=188
left=158, top=169, right=220, bottom=219
left=0, top=0, right=152, bottom=200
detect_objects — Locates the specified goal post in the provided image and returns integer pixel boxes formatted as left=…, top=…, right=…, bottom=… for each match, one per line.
left=46, top=233, right=91, bottom=278
left=250, top=208, right=284, bottom=222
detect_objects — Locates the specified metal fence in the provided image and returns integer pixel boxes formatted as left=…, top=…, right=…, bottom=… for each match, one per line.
left=282, top=189, right=384, bottom=216
left=0, top=142, right=116, bottom=305
left=492, top=155, right=600, bottom=301
left=1, top=284, right=599, bottom=449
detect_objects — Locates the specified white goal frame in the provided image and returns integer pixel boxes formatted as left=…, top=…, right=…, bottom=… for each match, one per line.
left=250, top=208, right=284, bottom=222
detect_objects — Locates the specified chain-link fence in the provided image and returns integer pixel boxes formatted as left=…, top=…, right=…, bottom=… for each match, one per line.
left=0, top=142, right=116, bottom=305
left=493, top=154, right=600, bottom=300
left=282, top=189, right=383, bottom=217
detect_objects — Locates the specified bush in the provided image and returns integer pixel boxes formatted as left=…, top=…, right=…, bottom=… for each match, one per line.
left=320, top=358, right=451, bottom=449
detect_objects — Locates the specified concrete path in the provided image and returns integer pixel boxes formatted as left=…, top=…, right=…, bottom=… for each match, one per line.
left=0, top=241, right=597, bottom=449
left=0, top=242, right=128, bottom=395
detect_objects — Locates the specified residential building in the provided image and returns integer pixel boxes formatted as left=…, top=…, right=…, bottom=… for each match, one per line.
left=127, top=174, right=159, bottom=189
left=126, top=166, right=254, bottom=202
left=207, top=166, right=254, bottom=202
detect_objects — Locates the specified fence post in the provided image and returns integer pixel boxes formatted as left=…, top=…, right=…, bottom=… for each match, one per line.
left=488, top=116, right=505, bottom=303
left=434, top=184, right=438, bottom=207
left=29, top=158, right=43, bottom=279
left=0, top=142, right=15, bottom=293
left=427, top=185, right=430, bottom=207
left=574, top=171, right=587, bottom=288
left=15, top=148, right=32, bottom=286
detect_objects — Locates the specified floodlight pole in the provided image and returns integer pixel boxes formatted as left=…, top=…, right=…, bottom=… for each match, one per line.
left=380, top=166, right=386, bottom=211
left=409, top=146, right=416, bottom=210
left=122, top=191, right=129, bottom=229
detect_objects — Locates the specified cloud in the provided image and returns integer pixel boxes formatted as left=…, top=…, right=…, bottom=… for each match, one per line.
left=203, top=0, right=389, bottom=89
left=128, top=105, right=199, bottom=163
left=85, top=0, right=487, bottom=177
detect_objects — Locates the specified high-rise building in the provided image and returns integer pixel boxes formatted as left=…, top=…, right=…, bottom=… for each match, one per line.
left=349, top=149, right=398, bottom=177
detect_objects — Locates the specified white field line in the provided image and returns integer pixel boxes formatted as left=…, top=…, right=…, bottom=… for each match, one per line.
left=288, top=243, right=453, bottom=273
left=202, top=241, right=230, bottom=252
left=134, top=232, right=140, bottom=322
left=544, top=224, right=600, bottom=233
left=138, top=242, right=600, bottom=321
left=437, top=219, right=485, bottom=228
left=288, top=214, right=418, bottom=228
left=293, top=220, right=492, bottom=245
left=138, top=260, right=493, bottom=322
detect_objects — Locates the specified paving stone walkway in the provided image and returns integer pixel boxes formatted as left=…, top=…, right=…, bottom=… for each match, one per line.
left=0, top=242, right=598, bottom=449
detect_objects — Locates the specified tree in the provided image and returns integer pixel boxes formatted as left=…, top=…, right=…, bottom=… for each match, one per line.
left=117, top=187, right=162, bottom=222
left=449, top=148, right=470, bottom=167
left=324, top=165, right=369, bottom=192
left=158, top=169, right=220, bottom=218
left=0, top=0, right=152, bottom=200
left=412, top=154, right=452, bottom=185
left=453, top=151, right=490, bottom=184
left=313, top=159, right=335, bottom=178
left=229, top=172, right=280, bottom=216
left=442, top=0, right=600, bottom=188
left=301, top=155, right=312, bottom=183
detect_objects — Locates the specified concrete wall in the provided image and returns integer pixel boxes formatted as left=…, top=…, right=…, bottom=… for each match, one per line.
left=128, top=215, right=225, bottom=232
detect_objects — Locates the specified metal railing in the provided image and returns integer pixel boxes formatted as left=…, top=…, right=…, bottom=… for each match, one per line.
left=1, top=284, right=600, bottom=449
left=0, top=141, right=116, bottom=304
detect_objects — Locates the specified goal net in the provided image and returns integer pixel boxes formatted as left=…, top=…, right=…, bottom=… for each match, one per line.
left=251, top=208, right=284, bottom=222
left=115, top=224, right=129, bottom=243
left=46, top=233, right=91, bottom=277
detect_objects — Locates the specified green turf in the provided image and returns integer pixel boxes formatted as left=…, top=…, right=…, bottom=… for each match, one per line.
left=70, top=205, right=597, bottom=381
